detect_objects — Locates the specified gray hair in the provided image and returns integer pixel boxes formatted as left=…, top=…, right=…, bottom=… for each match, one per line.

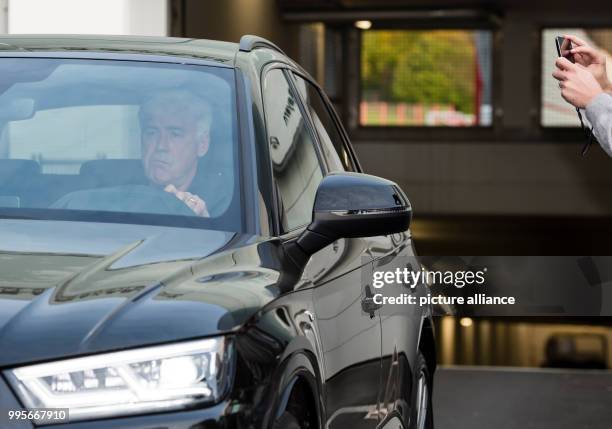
left=139, top=89, right=212, bottom=138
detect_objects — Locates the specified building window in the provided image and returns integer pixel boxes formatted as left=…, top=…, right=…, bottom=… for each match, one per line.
left=541, top=28, right=612, bottom=127
left=360, top=29, right=493, bottom=127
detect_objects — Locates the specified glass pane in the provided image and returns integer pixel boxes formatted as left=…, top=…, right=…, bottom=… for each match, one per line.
left=7, top=105, right=140, bottom=174
left=541, top=28, right=612, bottom=127
left=0, top=58, right=242, bottom=230
left=360, top=29, right=493, bottom=127
left=263, top=70, right=323, bottom=231
left=292, top=73, right=355, bottom=172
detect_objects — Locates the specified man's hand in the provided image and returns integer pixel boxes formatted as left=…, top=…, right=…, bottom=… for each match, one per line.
left=553, top=57, right=604, bottom=108
left=564, top=34, right=612, bottom=92
left=164, top=184, right=210, bottom=217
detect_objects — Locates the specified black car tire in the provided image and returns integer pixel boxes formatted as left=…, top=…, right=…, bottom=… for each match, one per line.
left=413, top=351, right=434, bottom=429
left=273, top=411, right=302, bottom=429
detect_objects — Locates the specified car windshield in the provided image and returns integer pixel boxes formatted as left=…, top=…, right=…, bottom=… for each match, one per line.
left=0, top=57, right=246, bottom=232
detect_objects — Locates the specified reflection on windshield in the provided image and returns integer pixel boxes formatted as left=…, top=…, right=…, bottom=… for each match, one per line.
left=0, top=58, right=242, bottom=231
left=0, top=223, right=235, bottom=302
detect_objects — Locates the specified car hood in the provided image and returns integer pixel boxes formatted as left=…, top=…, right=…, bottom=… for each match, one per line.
left=0, top=219, right=283, bottom=367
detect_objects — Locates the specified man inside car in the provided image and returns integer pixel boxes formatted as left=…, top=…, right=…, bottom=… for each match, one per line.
left=51, top=89, right=214, bottom=217
left=139, top=89, right=212, bottom=217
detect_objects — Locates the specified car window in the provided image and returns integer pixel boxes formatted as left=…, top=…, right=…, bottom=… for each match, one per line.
left=0, top=58, right=245, bottom=232
left=292, top=73, right=356, bottom=172
left=262, top=69, right=324, bottom=232
left=6, top=105, right=141, bottom=170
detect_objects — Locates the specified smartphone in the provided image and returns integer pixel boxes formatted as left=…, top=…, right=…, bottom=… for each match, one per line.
left=555, top=36, right=575, bottom=63
left=555, top=36, right=595, bottom=155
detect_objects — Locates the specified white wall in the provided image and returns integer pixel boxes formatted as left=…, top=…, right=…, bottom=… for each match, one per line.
left=0, top=0, right=7, bottom=33
left=7, top=0, right=167, bottom=36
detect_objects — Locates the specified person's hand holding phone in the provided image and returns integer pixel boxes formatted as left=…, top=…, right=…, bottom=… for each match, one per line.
left=553, top=34, right=607, bottom=156
left=564, top=34, right=612, bottom=92
left=553, top=57, right=604, bottom=108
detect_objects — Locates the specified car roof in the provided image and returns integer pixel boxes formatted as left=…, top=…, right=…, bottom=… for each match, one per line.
left=0, top=34, right=240, bottom=64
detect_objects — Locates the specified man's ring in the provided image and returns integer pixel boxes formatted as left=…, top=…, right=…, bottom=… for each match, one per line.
left=188, top=196, right=197, bottom=204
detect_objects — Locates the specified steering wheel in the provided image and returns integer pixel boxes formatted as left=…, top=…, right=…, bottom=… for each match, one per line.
left=52, top=184, right=198, bottom=217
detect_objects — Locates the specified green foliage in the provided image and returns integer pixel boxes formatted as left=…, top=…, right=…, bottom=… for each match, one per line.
left=361, top=30, right=477, bottom=114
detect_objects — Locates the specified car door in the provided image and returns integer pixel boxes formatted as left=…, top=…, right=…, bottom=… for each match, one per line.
left=290, top=71, right=422, bottom=428
left=262, top=67, right=382, bottom=429
left=369, top=232, right=422, bottom=426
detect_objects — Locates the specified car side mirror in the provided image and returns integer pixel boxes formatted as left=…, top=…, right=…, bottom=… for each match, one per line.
left=286, top=172, right=412, bottom=266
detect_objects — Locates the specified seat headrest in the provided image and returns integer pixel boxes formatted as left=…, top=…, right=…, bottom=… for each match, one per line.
left=80, top=159, right=147, bottom=187
left=0, top=159, right=40, bottom=183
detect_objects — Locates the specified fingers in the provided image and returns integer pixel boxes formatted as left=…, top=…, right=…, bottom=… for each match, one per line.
left=570, top=46, right=602, bottom=64
left=554, top=54, right=586, bottom=84
left=552, top=69, right=566, bottom=81
left=167, top=189, right=190, bottom=205
left=564, top=34, right=587, bottom=47
left=555, top=56, right=575, bottom=71
left=176, top=191, right=210, bottom=217
left=196, top=198, right=210, bottom=217
left=175, top=191, right=187, bottom=201
left=571, top=45, right=596, bottom=56
left=182, top=192, right=209, bottom=217
left=163, top=185, right=209, bottom=217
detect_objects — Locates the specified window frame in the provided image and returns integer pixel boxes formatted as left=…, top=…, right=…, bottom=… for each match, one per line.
left=345, top=21, right=503, bottom=143
left=260, top=63, right=328, bottom=235
left=290, top=70, right=362, bottom=173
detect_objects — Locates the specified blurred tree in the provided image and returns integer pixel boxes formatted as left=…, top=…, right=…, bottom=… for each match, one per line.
left=362, top=30, right=476, bottom=114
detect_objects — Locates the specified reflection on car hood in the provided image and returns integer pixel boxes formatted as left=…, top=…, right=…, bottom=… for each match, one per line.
left=0, top=220, right=281, bottom=366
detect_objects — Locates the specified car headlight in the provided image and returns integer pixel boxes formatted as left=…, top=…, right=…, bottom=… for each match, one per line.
left=5, top=337, right=232, bottom=423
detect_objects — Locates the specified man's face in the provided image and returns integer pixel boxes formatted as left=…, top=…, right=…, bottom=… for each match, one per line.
left=141, top=104, right=209, bottom=190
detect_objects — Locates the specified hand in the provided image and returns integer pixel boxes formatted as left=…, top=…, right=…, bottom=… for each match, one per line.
left=164, top=184, right=210, bottom=217
left=552, top=57, right=604, bottom=108
left=564, top=34, right=612, bottom=92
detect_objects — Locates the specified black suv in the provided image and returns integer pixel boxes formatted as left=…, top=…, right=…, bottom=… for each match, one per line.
left=0, top=34, right=435, bottom=429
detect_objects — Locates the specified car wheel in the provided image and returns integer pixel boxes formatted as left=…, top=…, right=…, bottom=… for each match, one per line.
left=273, top=411, right=302, bottom=429
left=414, top=352, right=434, bottom=429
